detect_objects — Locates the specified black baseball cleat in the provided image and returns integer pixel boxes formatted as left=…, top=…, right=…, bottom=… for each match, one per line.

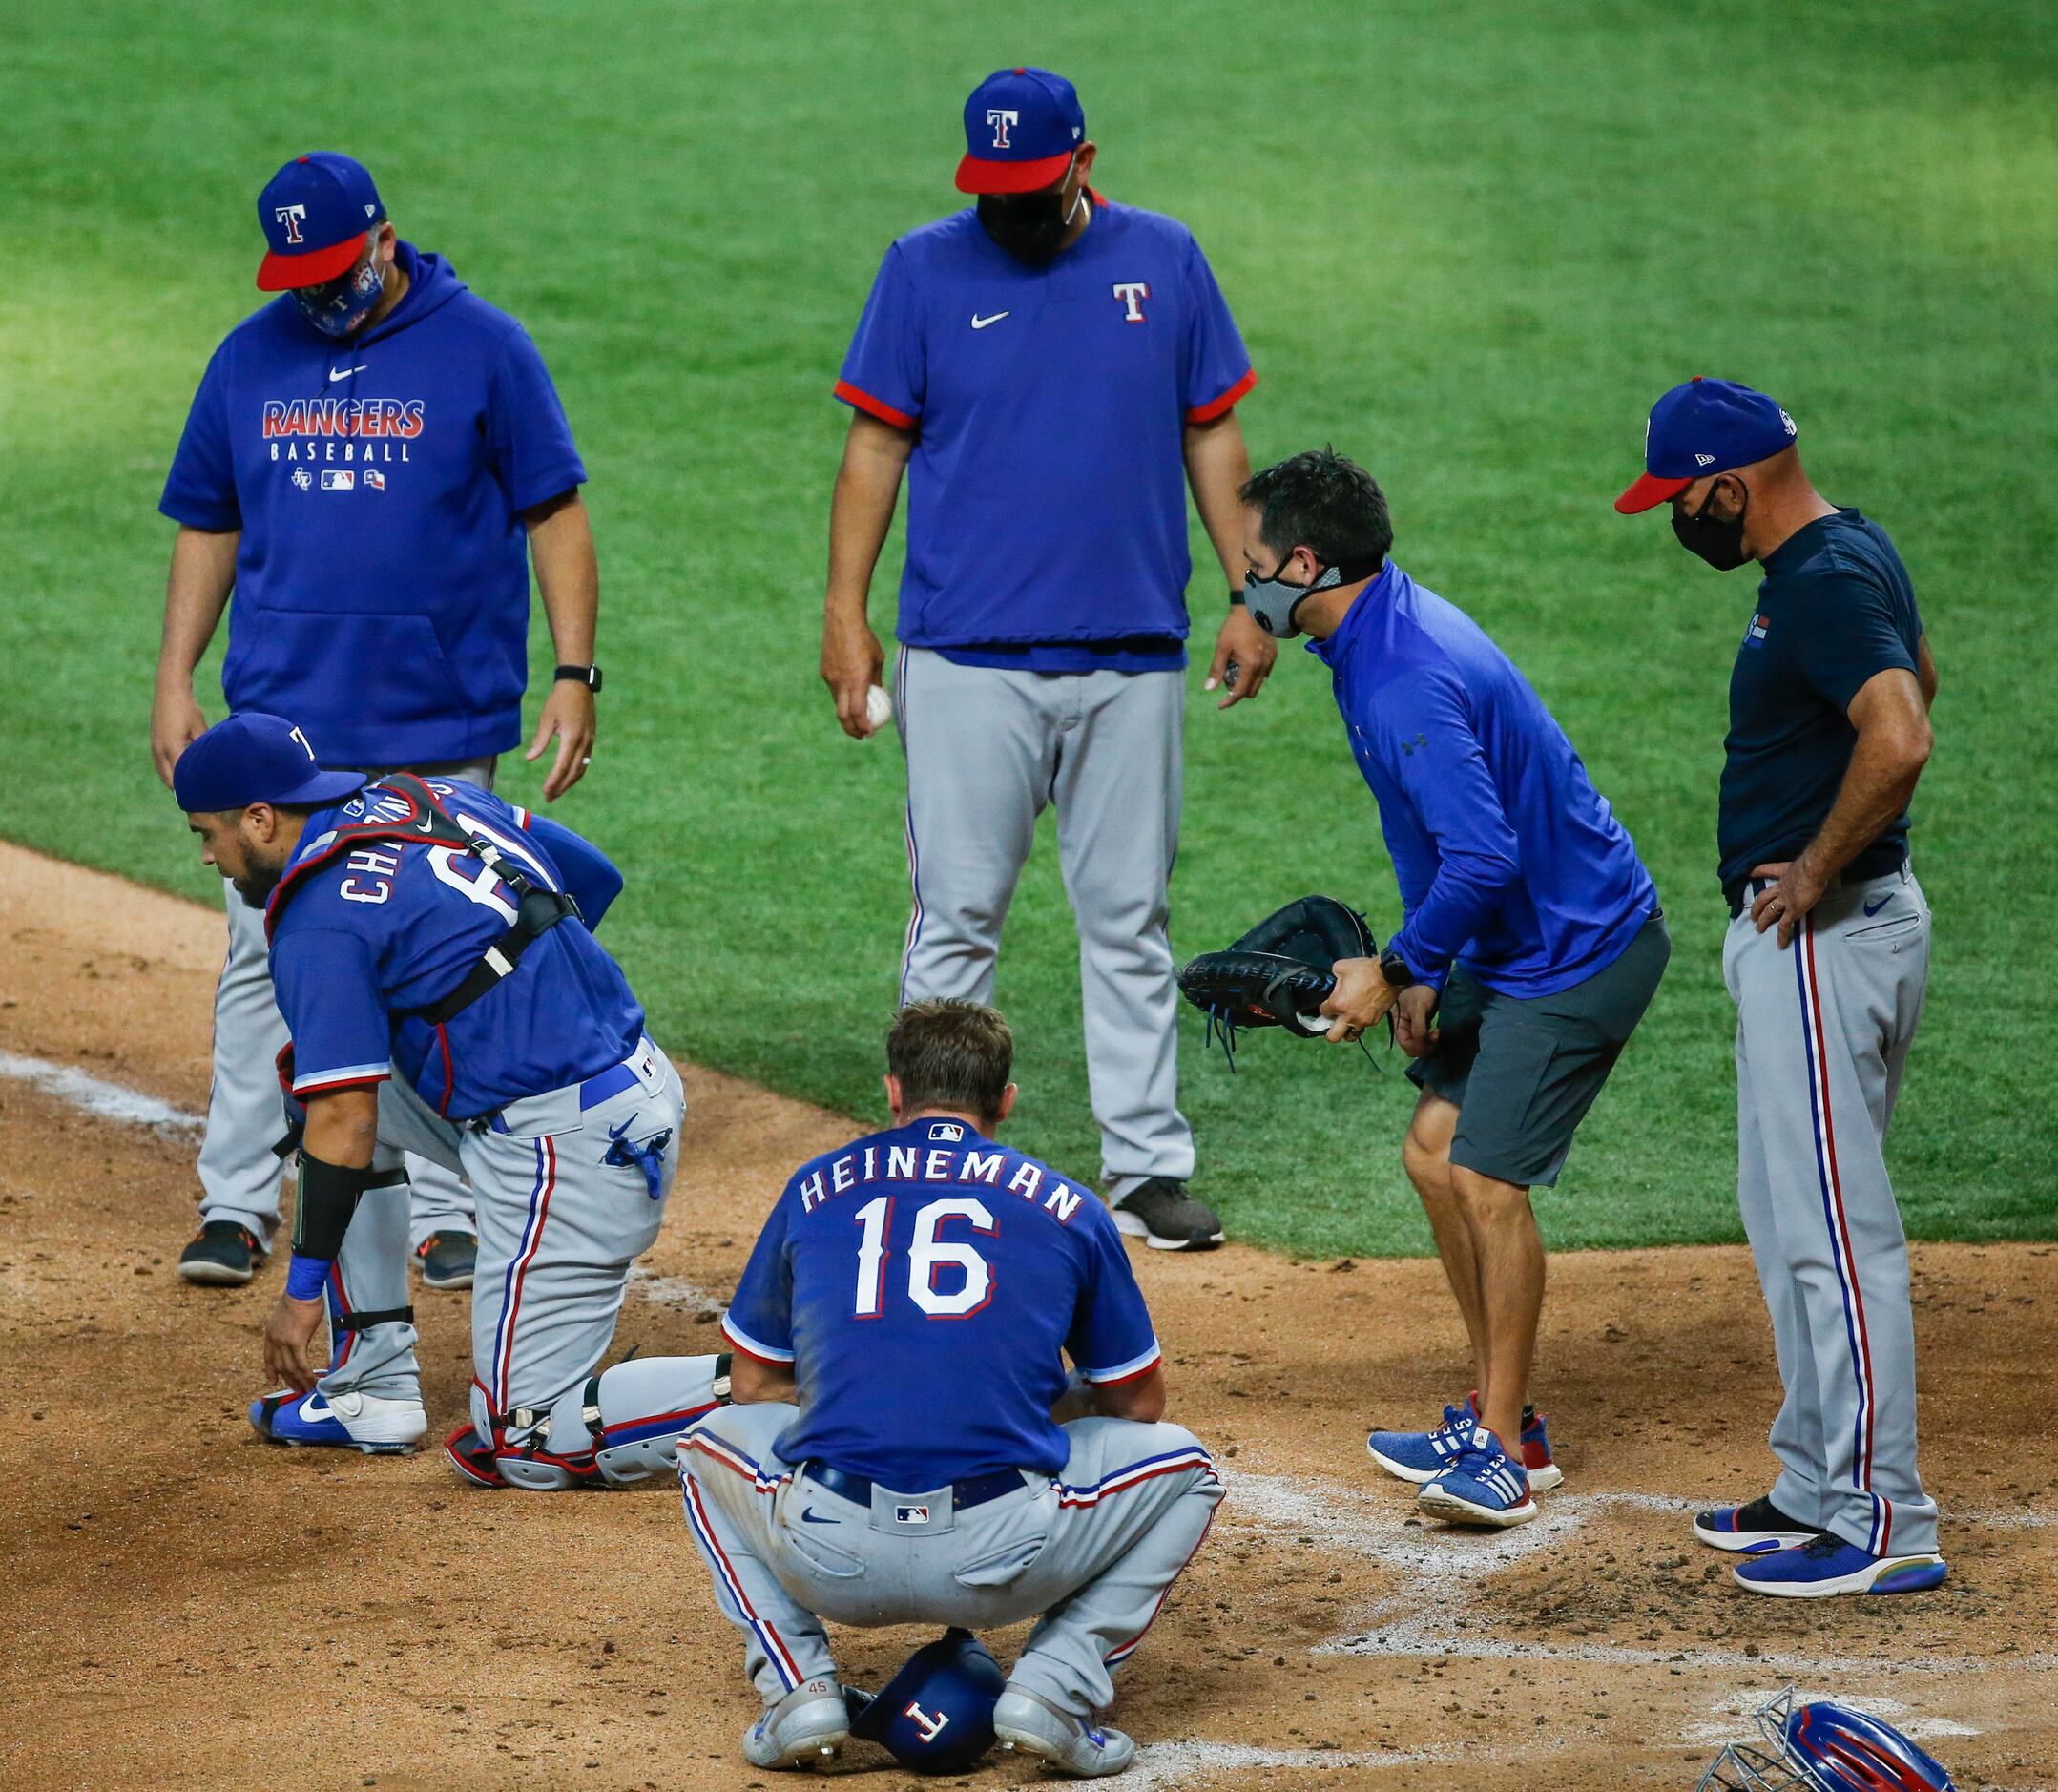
left=415, top=1231, right=478, bottom=1290
left=1112, top=1178, right=1224, bottom=1252
left=177, top=1219, right=260, bottom=1286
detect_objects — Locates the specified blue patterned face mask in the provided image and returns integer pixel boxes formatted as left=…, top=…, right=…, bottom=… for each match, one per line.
left=293, top=241, right=386, bottom=338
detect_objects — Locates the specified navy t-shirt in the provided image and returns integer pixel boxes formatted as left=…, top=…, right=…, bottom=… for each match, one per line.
left=160, top=243, right=586, bottom=767
left=836, top=197, right=1255, bottom=667
left=1718, top=511, right=1923, bottom=887
left=722, top=1117, right=1160, bottom=1488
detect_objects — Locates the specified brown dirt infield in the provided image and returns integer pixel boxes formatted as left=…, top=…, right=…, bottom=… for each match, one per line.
left=2, top=841, right=2052, bottom=1790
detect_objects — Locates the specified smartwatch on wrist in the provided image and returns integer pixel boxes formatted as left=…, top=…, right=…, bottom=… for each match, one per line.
left=1379, top=947, right=1416, bottom=990
left=554, top=664, right=603, bottom=693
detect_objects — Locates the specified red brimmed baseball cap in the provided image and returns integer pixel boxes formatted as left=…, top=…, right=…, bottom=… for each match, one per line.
left=955, top=67, right=1086, bottom=194
left=1615, top=377, right=1799, bottom=512
left=255, top=152, right=385, bottom=291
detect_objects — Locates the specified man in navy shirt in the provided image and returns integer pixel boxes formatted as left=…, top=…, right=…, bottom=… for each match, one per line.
left=681, top=1000, right=1222, bottom=1776
left=172, top=713, right=729, bottom=1487
left=154, top=153, right=606, bottom=1295
left=1238, top=450, right=1669, bottom=1530
left=819, top=69, right=1269, bottom=1251
left=1616, top=380, right=1944, bottom=1599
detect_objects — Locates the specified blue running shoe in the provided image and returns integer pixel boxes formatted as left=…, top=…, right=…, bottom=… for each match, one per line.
left=1693, top=1494, right=1819, bottom=1555
left=249, top=1387, right=426, bottom=1454
left=1368, top=1395, right=1563, bottom=1491
left=1417, top=1426, right=1536, bottom=1529
left=1733, top=1534, right=1946, bottom=1597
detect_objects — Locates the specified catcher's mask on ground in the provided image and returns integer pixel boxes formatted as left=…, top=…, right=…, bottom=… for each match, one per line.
left=1694, top=1687, right=1957, bottom=1792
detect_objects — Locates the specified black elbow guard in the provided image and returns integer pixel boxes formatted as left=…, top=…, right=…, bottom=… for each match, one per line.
left=292, top=1152, right=378, bottom=1261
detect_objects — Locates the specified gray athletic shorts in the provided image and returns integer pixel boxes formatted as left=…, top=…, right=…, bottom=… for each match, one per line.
left=1405, top=913, right=1670, bottom=1188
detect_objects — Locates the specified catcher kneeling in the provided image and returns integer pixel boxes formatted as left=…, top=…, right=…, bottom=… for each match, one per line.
left=680, top=1000, right=1222, bottom=1779
left=1194, top=449, right=1669, bottom=1531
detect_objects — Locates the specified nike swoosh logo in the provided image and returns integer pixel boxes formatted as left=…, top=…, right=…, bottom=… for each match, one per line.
left=970, top=311, right=1009, bottom=330
left=798, top=1507, right=838, bottom=1525
left=328, top=365, right=365, bottom=383
left=1863, top=894, right=1893, bottom=917
left=300, top=1395, right=333, bottom=1420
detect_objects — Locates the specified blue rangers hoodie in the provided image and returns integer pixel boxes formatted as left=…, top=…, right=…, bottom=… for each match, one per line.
left=161, top=241, right=586, bottom=767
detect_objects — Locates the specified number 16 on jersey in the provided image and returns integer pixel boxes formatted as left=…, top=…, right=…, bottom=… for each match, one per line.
left=854, top=1198, right=998, bottom=1320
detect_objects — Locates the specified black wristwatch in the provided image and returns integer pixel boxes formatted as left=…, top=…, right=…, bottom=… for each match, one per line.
left=554, top=663, right=603, bottom=693
left=1379, top=947, right=1417, bottom=990
left=1228, top=588, right=1246, bottom=607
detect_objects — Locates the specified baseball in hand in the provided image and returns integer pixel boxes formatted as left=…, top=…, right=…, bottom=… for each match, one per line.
left=864, top=683, right=893, bottom=734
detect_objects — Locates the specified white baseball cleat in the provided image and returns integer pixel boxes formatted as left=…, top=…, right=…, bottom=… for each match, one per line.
left=741, top=1677, right=848, bottom=1769
left=993, top=1686, right=1136, bottom=1777
left=248, top=1387, right=427, bottom=1454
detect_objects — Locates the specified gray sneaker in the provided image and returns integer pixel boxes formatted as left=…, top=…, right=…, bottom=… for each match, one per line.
left=415, top=1231, right=477, bottom=1291
left=1112, top=1178, right=1223, bottom=1252
left=742, top=1677, right=848, bottom=1769
left=177, top=1219, right=260, bottom=1286
left=993, top=1687, right=1135, bottom=1777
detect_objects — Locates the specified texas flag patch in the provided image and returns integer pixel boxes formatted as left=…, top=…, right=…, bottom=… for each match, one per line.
left=365, top=469, right=385, bottom=490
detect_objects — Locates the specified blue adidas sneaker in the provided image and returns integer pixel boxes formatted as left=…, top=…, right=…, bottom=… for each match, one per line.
left=1368, top=1394, right=1563, bottom=1491
left=1417, top=1426, right=1536, bottom=1529
left=1733, top=1534, right=1946, bottom=1598
left=249, top=1387, right=426, bottom=1454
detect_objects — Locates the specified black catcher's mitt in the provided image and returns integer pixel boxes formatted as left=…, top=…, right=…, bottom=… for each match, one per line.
left=1177, top=894, right=1380, bottom=1068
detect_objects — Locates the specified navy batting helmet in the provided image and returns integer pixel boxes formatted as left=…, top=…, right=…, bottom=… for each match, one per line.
left=1697, top=1687, right=1956, bottom=1792
left=846, top=1629, right=1005, bottom=1774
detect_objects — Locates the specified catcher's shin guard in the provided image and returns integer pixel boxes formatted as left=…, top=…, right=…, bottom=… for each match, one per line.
left=489, top=1353, right=734, bottom=1490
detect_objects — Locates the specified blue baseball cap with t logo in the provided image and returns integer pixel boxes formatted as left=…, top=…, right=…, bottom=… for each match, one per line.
left=1615, top=377, right=1799, bottom=512
left=173, top=713, right=367, bottom=813
left=955, top=67, right=1086, bottom=194
left=255, top=152, right=385, bottom=291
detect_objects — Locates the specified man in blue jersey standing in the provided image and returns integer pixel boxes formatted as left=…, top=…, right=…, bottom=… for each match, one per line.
left=172, top=713, right=728, bottom=1483
left=154, top=153, right=605, bottom=1293
left=1237, top=450, right=1669, bottom=1529
left=820, top=69, right=1268, bottom=1251
left=681, top=1000, right=1222, bottom=1776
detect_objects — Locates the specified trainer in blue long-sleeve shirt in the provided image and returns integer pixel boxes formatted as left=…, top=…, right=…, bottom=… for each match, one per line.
left=1309, top=562, right=1657, bottom=997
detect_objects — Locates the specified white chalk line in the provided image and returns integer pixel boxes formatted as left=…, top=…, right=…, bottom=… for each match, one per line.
left=1681, top=1685, right=1979, bottom=1745
left=1226, top=1468, right=2056, bottom=1681
left=0, top=1051, right=201, bottom=1134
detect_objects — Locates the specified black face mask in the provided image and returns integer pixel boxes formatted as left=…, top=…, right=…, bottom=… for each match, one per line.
left=978, top=177, right=1081, bottom=265
left=1672, top=479, right=1751, bottom=571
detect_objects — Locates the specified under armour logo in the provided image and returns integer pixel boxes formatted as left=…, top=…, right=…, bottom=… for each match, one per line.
left=904, top=1700, right=950, bottom=1744
left=274, top=203, right=307, bottom=243
left=1401, top=732, right=1427, bottom=755
left=987, top=107, right=1018, bottom=149
left=1112, top=281, right=1151, bottom=323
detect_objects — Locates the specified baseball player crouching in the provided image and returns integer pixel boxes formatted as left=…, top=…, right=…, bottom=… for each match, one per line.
left=680, top=1000, right=1223, bottom=1777
left=173, top=714, right=727, bottom=1484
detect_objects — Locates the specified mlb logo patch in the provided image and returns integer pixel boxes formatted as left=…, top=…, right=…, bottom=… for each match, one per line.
left=1745, top=613, right=1770, bottom=649
left=893, top=1504, right=931, bottom=1527
left=320, top=469, right=355, bottom=490
left=364, top=469, right=385, bottom=490
left=927, top=1121, right=964, bottom=1142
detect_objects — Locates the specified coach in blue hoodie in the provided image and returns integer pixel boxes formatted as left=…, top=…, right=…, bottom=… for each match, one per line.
left=153, top=152, right=604, bottom=1293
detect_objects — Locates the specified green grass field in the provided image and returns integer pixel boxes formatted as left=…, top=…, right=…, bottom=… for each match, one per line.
left=5, top=2, right=2054, bottom=1257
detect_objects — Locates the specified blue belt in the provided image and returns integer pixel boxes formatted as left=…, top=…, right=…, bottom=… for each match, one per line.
left=486, top=1055, right=645, bottom=1135
left=803, top=1461, right=1029, bottom=1512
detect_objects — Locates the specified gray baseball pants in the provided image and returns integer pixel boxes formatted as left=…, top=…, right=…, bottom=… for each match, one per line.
left=680, top=1404, right=1223, bottom=1718
left=1724, top=865, right=1938, bottom=1557
left=894, top=647, right=1193, bottom=1189
left=197, top=759, right=490, bottom=1253
left=319, top=1038, right=724, bottom=1488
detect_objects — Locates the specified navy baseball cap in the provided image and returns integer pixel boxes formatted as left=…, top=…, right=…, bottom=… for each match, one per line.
left=956, top=67, right=1086, bottom=194
left=173, top=713, right=367, bottom=813
left=847, top=1629, right=1005, bottom=1773
left=256, top=152, right=385, bottom=291
left=1615, top=377, right=1799, bottom=512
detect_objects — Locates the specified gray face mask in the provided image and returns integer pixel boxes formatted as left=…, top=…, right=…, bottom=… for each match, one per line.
left=1244, top=555, right=1351, bottom=638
